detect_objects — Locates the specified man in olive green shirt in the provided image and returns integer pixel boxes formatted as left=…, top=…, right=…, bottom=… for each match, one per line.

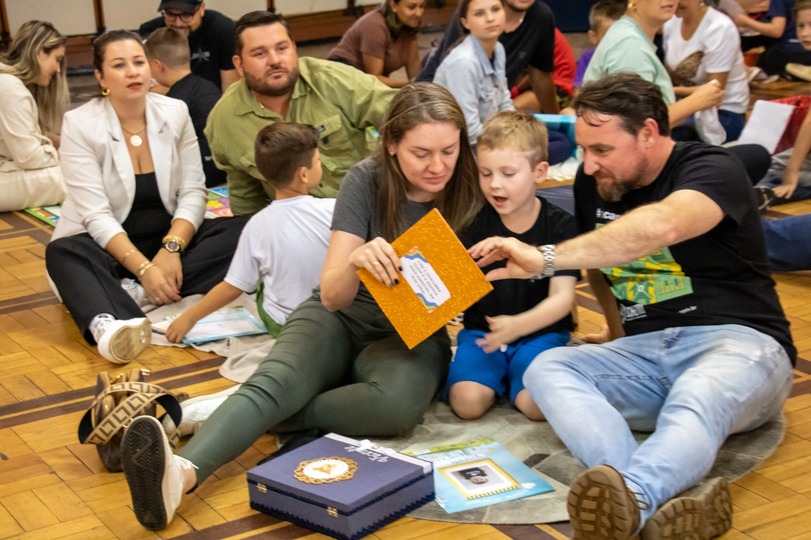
left=205, top=11, right=397, bottom=215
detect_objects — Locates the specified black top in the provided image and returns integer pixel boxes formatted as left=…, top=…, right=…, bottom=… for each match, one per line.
left=139, top=10, right=235, bottom=89
left=459, top=196, right=579, bottom=342
left=122, top=172, right=173, bottom=255
left=574, top=142, right=796, bottom=364
left=167, top=73, right=226, bottom=187
left=418, top=0, right=555, bottom=85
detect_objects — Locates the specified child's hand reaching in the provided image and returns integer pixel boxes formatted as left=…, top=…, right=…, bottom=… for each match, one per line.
left=165, top=312, right=195, bottom=343
left=476, top=315, right=523, bottom=353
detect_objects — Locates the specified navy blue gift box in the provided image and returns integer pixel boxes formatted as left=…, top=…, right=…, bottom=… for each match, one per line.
left=247, top=433, right=434, bottom=540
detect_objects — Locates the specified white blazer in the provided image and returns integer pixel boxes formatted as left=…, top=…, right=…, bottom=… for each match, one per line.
left=51, top=93, right=207, bottom=247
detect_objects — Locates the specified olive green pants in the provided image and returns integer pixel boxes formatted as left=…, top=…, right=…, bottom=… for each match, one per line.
left=179, top=296, right=450, bottom=481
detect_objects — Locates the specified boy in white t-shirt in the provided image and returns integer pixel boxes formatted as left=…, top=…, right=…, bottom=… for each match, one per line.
left=165, top=123, right=335, bottom=342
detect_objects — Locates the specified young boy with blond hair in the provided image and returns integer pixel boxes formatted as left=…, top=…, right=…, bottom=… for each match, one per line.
left=165, top=122, right=334, bottom=342
left=445, top=110, right=579, bottom=421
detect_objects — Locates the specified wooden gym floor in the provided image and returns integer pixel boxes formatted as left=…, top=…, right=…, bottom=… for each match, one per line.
left=1, top=191, right=811, bottom=539
left=2, top=46, right=811, bottom=536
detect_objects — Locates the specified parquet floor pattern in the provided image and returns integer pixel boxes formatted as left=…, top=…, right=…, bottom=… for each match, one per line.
left=1, top=196, right=811, bottom=539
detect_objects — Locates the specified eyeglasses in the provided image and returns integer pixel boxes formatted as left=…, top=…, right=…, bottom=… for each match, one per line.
left=161, top=6, right=200, bottom=23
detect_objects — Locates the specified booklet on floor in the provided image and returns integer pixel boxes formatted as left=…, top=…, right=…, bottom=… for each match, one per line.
left=407, top=438, right=554, bottom=514
left=151, top=306, right=265, bottom=343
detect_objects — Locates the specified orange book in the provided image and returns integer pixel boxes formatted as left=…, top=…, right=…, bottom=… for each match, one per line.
left=358, top=209, right=493, bottom=349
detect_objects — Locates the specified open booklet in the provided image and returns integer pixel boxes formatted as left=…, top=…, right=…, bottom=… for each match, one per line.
left=151, top=305, right=266, bottom=344
left=406, top=438, right=554, bottom=514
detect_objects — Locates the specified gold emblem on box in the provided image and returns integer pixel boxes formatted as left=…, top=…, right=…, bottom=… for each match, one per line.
left=295, top=456, right=358, bottom=484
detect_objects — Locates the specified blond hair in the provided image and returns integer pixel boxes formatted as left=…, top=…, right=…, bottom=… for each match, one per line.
left=477, top=110, right=549, bottom=167
left=0, top=20, right=69, bottom=134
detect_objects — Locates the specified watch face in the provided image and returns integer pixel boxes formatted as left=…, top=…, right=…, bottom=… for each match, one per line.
left=165, top=240, right=180, bottom=253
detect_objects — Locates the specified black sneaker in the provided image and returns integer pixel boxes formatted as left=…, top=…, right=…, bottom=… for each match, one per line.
left=121, top=416, right=196, bottom=530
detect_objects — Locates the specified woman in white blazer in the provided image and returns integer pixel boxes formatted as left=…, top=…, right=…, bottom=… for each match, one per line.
left=0, top=20, right=68, bottom=211
left=46, top=30, right=246, bottom=364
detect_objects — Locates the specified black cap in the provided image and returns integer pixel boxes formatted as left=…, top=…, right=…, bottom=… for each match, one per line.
left=158, top=0, right=202, bottom=14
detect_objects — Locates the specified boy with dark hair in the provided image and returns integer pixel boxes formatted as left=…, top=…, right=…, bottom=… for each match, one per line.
left=445, top=110, right=579, bottom=421
left=144, top=27, right=225, bottom=187
left=165, top=122, right=334, bottom=342
left=575, top=0, right=625, bottom=90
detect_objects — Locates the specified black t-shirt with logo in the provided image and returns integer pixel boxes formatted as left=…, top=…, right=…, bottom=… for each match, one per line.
left=574, top=141, right=796, bottom=364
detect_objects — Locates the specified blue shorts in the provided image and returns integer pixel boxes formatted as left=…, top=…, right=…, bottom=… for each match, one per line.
left=443, top=328, right=570, bottom=405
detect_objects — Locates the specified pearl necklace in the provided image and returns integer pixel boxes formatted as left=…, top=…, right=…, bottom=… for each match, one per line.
left=121, top=124, right=146, bottom=147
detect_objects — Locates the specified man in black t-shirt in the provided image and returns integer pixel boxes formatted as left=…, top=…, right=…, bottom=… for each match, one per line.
left=468, top=73, right=795, bottom=540
left=418, top=0, right=559, bottom=114
left=139, top=0, right=238, bottom=92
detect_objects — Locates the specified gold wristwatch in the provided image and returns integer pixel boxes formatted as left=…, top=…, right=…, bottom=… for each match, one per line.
left=162, top=235, right=186, bottom=253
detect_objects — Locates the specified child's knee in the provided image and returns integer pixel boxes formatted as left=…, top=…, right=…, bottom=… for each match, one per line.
left=449, top=381, right=495, bottom=420
left=514, top=389, right=544, bottom=421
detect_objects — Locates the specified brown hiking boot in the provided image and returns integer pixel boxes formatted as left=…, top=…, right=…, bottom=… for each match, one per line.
left=641, top=477, right=732, bottom=540
left=568, top=465, right=648, bottom=539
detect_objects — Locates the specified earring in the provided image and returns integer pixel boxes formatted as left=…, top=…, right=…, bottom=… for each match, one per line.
left=101, top=87, right=110, bottom=96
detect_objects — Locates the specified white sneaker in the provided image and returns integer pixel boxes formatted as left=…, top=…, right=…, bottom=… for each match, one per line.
left=121, top=278, right=151, bottom=308
left=122, top=416, right=197, bottom=531
left=162, top=384, right=242, bottom=438
left=96, top=317, right=151, bottom=364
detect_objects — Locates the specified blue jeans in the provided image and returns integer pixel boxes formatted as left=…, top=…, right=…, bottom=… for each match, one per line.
left=524, top=324, right=792, bottom=527
left=762, top=215, right=811, bottom=272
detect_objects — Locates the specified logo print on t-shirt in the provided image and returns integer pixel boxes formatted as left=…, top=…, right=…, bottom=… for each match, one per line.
left=602, top=246, right=693, bottom=306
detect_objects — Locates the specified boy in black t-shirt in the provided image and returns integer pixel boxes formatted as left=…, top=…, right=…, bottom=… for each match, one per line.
left=144, top=27, right=225, bottom=188
left=444, top=111, right=579, bottom=421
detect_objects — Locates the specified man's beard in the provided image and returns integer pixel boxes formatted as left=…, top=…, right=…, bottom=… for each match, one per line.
left=244, top=66, right=300, bottom=97
left=597, top=181, right=628, bottom=203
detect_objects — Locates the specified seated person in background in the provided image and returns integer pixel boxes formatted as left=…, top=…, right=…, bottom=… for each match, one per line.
left=327, top=0, right=424, bottom=88
left=166, top=123, right=334, bottom=342
left=143, top=27, right=225, bottom=188
left=434, top=0, right=513, bottom=146
left=511, top=28, right=578, bottom=110
left=419, top=0, right=561, bottom=114
left=45, top=30, right=247, bottom=365
left=757, top=1, right=811, bottom=202
left=584, top=0, right=725, bottom=129
left=472, top=73, right=794, bottom=540
left=119, top=83, right=482, bottom=532
left=718, top=0, right=774, bottom=52
left=664, top=0, right=750, bottom=142
left=733, top=0, right=811, bottom=75
left=0, top=20, right=68, bottom=212
left=762, top=213, right=811, bottom=272
left=205, top=11, right=397, bottom=215
left=445, top=110, right=578, bottom=421
left=139, top=0, right=238, bottom=92
left=575, top=1, right=629, bottom=91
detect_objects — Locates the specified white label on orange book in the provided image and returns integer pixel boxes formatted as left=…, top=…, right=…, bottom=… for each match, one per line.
left=400, top=247, right=451, bottom=313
